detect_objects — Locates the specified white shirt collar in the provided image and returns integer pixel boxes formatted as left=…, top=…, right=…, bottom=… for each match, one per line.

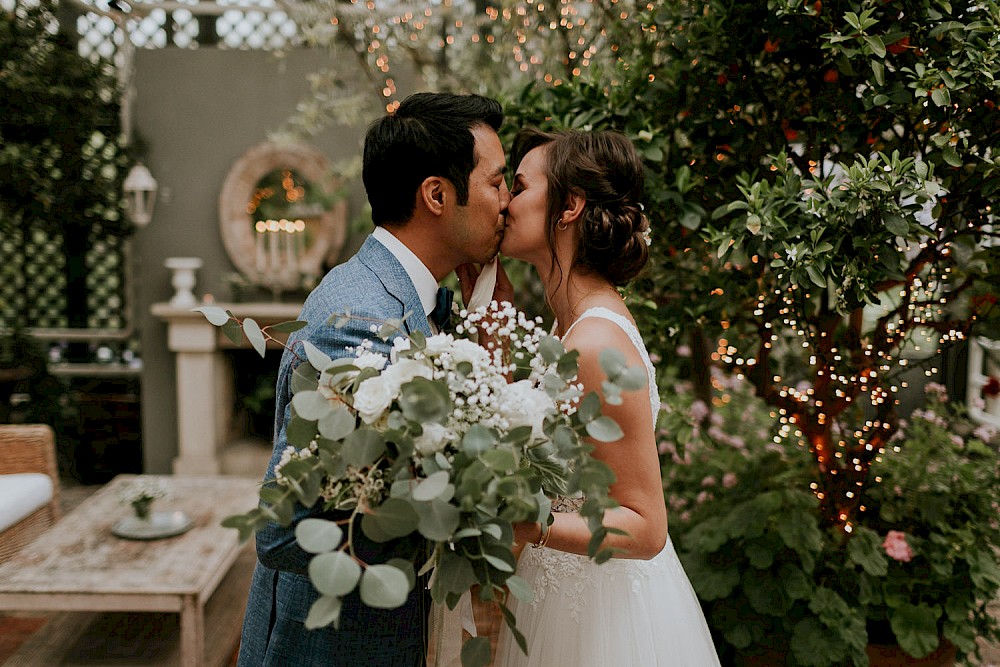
left=371, top=226, right=439, bottom=317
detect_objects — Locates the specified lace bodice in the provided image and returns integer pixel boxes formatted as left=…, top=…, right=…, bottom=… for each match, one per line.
left=561, top=306, right=660, bottom=423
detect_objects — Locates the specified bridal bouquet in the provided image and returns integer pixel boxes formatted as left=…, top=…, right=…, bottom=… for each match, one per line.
left=196, top=301, right=644, bottom=666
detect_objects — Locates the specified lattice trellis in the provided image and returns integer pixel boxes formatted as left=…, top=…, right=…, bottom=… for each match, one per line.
left=3, top=0, right=300, bottom=342
left=0, top=227, right=128, bottom=331
left=74, top=0, right=301, bottom=62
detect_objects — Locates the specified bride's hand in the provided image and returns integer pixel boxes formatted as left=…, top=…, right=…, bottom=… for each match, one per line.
left=456, top=259, right=515, bottom=309
left=455, top=262, right=481, bottom=307
left=511, top=521, right=543, bottom=560
left=492, top=260, right=514, bottom=306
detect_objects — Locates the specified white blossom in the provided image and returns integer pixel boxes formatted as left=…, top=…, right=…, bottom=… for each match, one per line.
left=353, top=375, right=399, bottom=423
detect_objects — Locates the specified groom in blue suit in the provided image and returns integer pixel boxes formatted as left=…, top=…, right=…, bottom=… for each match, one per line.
left=237, top=92, right=512, bottom=666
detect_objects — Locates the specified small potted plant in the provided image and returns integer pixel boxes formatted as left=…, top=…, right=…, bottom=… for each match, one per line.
left=660, top=377, right=1000, bottom=667
left=117, top=477, right=168, bottom=521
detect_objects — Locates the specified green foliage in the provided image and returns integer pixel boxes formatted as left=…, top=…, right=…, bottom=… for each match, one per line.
left=0, top=0, right=130, bottom=239
left=202, top=303, right=634, bottom=667
left=660, top=378, right=1000, bottom=665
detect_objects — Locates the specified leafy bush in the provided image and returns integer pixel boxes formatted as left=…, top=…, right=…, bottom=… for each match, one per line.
left=659, top=377, right=1000, bottom=665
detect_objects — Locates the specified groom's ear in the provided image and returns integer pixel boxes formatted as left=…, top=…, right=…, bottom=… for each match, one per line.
left=561, top=192, right=586, bottom=225
left=419, top=177, right=448, bottom=216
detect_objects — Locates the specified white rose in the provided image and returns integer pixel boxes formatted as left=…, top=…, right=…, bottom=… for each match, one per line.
left=390, top=336, right=412, bottom=363
left=449, top=339, right=490, bottom=366
left=355, top=351, right=388, bottom=371
left=497, top=380, right=555, bottom=440
left=423, top=333, right=455, bottom=356
left=382, top=358, right=434, bottom=391
left=352, top=375, right=397, bottom=424
left=414, top=422, right=454, bottom=456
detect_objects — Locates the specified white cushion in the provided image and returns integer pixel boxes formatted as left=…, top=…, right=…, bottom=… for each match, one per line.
left=0, top=473, right=54, bottom=532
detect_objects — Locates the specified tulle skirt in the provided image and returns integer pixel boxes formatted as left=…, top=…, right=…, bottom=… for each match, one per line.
left=494, top=537, right=721, bottom=667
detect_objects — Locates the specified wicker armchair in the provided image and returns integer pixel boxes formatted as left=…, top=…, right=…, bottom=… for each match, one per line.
left=0, top=424, right=61, bottom=563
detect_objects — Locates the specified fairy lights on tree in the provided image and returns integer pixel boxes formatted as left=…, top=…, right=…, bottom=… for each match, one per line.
left=276, top=0, right=636, bottom=137
left=499, top=0, right=1000, bottom=530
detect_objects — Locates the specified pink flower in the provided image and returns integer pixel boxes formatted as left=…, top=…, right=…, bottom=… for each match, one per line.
left=924, top=381, right=949, bottom=402
left=882, top=530, right=914, bottom=562
left=701, top=476, right=716, bottom=487
left=722, top=472, right=738, bottom=488
left=689, top=400, right=709, bottom=422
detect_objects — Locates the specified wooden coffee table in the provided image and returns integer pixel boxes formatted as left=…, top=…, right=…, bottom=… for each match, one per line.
left=0, top=474, right=260, bottom=667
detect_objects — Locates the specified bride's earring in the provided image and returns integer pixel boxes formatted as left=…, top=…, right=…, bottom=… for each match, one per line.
left=556, top=218, right=568, bottom=231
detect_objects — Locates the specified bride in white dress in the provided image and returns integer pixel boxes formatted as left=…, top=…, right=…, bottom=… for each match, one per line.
left=492, top=128, right=721, bottom=667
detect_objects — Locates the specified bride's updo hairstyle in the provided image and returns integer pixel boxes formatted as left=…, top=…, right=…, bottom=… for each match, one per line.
left=511, top=127, right=649, bottom=287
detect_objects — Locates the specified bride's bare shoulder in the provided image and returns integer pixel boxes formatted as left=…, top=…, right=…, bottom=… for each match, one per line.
left=562, top=315, right=642, bottom=362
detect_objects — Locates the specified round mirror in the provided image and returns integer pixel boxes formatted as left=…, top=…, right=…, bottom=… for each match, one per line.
left=219, top=142, right=347, bottom=292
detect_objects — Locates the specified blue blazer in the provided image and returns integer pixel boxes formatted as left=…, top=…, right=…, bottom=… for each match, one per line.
left=238, top=236, right=433, bottom=666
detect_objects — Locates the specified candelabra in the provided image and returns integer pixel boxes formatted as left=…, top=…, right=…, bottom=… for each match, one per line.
left=254, top=218, right=308, bottom=301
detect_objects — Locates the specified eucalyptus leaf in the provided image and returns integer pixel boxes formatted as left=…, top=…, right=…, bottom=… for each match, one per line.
left=431, top=550, right=479, bottom=601
left=598, top=347, right=627, bottom=378
left=460, top=636, right=491, bottom=667
left=615, top=366, right=648, bottom=391
left=304, top=595, right=342, bottom=630
left=504, top=574, right=534, bottom=603
left=221, top=319, right=244, bottom=347
left=386, top=558, right=417, bottom=591
left=291, top=362, right=319, bottom=393
left=578, top=392, right=601, bottom=423
left=309, top=551, right=362, bottom=597
left=319, top=404, right=356, bottom=441
left=302, top=340, right=333, bottom=372
left=481, top=448, right=517, bottom=473
left=286, top=413, right=319, bottom=448
left=537, top=336, right=565, bottom=364
left=360, top=564, right=412, bottom=609
left=343, top=429, right=386, bottom=468
left=295, top=518, right=344, bottom=554
left=292, top=390, right=332, bottom=421
left=462, top=424, right=497, bottom=455
left=192, top=305, right=230, bottom=326
left=415, top=497, right=461, bottom=541
left=586, top=416, right=624, bottom=442
left=413, top=470, right=452, bottom=502
left=243, top=317, right=267, bottom=357
left=362, top=497, right=419, bottom=542
left=483, top=553, right=514, bottom=572
left=268, top=320, right=308, bottom=333
left=399, top=377, right=452, bottom=424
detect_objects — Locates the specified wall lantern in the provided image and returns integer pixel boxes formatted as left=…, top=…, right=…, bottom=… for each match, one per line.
left=124, top=162, right=158, bottom=227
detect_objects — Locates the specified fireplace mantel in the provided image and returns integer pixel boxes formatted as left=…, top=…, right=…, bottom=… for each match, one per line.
left=152, top=301, right=302, bottom=474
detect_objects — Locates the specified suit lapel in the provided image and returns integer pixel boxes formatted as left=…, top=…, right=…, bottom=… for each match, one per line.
left=357, top=235, right=433, bottom=338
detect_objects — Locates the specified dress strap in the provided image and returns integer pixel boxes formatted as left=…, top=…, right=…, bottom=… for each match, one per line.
left=561, top=307, right=660, bottom=421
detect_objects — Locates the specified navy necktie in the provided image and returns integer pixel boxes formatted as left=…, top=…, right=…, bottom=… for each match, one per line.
left=430, top=286, right=453, bottom=331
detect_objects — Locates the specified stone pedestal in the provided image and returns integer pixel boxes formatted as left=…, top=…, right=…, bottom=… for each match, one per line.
left=151, top=301, right=302, bottom=474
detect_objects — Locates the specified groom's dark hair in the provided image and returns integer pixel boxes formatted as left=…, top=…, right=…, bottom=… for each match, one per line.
left=363, top=92, right=504, bottom=226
